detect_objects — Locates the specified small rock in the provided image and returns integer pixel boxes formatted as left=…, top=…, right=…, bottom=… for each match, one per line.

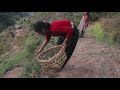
left=14, top=25, right=22, bottom=29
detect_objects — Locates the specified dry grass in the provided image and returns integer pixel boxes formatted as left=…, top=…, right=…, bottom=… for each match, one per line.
left=100, top=17, right=120, bottom=45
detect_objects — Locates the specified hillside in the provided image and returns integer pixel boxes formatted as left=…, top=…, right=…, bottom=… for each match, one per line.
left=0, top=12, right=120, bottom=78
left=0, top=12, right=82, bottom=78
left=0, top=12, right=34, bottom=31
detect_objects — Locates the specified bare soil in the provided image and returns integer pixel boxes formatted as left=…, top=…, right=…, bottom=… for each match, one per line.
left=55, top=32, right=120, bottom=78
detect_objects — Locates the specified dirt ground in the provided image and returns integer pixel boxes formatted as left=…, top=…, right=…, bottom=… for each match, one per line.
left=55, top=32, right=120, bottom=78
left=3, top=67, right=23, bottom=78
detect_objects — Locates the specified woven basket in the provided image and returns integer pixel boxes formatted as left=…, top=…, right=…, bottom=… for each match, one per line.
left=36, top=45, right=67, bottom=72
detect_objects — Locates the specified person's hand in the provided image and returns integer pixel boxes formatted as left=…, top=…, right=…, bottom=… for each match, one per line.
left=56, top=44, right=66, bottom=57
left=62, top=41, right=66, bottom=49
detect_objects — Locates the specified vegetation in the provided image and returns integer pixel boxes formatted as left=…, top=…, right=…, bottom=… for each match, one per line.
left=88, top=12, right=120, bottom=47
left=88, top=22, right=114, bottom=46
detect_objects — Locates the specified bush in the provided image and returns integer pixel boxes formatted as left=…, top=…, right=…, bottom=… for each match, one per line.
left=89, top=22, right=114, bottom=45
left=0, top=30, right=14, bottom=55
left=100, top=16, right=120, bottom=45
left=90, top=22, right=105, bottom=41
left=21, top=59, right=41, bottom=78
left=0, top=49, right=28, bottom=77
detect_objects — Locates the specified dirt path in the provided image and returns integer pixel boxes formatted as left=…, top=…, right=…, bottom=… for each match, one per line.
left=55, top=32, right=120, bottom=78
left=3, top=67, right=23, bottom=78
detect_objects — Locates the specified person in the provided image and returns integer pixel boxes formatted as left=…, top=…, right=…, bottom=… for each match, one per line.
left=78, top=12, right=90, bottom=38
left=32, top=19, right=79, bottom=68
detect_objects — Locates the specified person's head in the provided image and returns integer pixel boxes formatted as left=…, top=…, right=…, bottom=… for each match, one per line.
left=32, top=21, right=50, bottom=35
left=83, top=12, right=89, bottom=16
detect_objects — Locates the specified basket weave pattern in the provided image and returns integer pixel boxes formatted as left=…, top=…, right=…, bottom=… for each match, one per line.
left=36, top=45, right=67, bottom=72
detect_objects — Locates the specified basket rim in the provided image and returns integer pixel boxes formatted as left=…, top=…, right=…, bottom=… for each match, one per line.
left=36, top=45, right=63, bottom=62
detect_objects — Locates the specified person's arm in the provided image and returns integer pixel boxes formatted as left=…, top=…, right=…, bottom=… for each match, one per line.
left=37, top=40, right=48, bottom=54
left=82, top=15, right=89, bottom=31
left=78, top=16, right=85, bottom=32
left=54, top=20, right=73, bottom=51
left=38, top=35, right=51, bottom=54
left=59, top=26, right=73, bottom=50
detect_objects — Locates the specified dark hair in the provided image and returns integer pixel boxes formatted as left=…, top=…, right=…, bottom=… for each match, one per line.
left=32, top=21, right=50, bottom=34
left=83, top=12, right=90, bottom=20
left=83, top=12, right=90, bottom=16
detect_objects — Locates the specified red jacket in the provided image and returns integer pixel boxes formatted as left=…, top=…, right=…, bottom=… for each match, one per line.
left=45, top=20, right=74, bottom=42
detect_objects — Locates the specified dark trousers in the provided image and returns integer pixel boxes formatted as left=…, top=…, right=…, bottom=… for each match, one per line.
left=80, top=29, right=85, bottom=38
left=56, top=25, right=79, bottom=67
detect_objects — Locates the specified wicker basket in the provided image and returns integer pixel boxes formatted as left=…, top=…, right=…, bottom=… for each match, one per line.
left=36, top=45, right=67, bottom=72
